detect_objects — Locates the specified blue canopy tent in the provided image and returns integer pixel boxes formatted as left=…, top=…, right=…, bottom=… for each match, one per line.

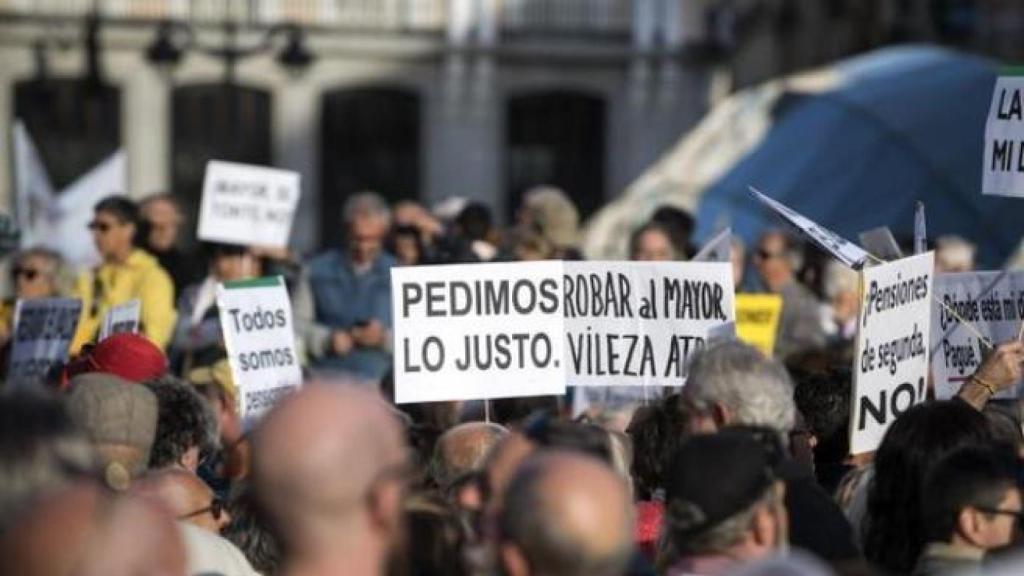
left=695, top=46, right=1021, bottom=268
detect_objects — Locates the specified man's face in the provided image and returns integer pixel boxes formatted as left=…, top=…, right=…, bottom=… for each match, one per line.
left=181, top=484, right=231, bottom=534
left=974, top=487, right=1022, bottom=550
left=142, top=200, right=181, bottom=252
left=753, top=234, right=792, bottom=287
left=348, top=215, right=387, bottom=266
left=632, top=229, right=675, bottom=261
left=90, top=211, right=135, bottom=261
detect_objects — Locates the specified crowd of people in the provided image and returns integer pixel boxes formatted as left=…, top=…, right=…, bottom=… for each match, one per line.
left=1, top=184, right=1023, bottom=576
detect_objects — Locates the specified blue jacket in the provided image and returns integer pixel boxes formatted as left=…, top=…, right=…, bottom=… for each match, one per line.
left=295, top=249, right=395, bottom=381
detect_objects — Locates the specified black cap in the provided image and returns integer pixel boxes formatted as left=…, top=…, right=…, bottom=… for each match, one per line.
left=665, top=428, right=789, bottom=536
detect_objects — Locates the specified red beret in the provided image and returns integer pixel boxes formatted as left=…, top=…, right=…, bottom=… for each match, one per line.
left=67, top=333, right=168, bottom=384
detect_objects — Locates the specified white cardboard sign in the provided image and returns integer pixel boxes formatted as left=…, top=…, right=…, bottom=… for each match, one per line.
left=749, top=186, right=871, bottom=269
left=198, top=160, right=301, bottom=248
left=983, top=76, right=1024, bottom=198
left=930, top=270, right=1024, bottom=399
left=391, top=261, right=735, bottom=403
left=217, top=276, right=302, bottom=428
left=850, top=252, right=934, bottom=455
left=98, top=299, right=140, bottom=341
left=8, top=298, right=81, bottom=387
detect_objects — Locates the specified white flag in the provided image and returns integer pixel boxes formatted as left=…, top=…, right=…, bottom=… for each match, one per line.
left=13, top=120, right=56, bottom=248
left=748, top=186, right=871, bottom=269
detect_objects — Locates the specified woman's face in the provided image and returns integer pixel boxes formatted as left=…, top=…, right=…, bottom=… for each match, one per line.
left=394, top=235, right=420, bottom=266
left=14, top=255, right=55, bottom=299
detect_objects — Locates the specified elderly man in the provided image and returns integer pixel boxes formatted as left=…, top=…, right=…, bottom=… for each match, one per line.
left=496, top=451, right=635, bottom=576
left=431, top=422, right=507, bottom=509
left=72, top=195, right=177, bottom=353
left=680, top=341, right=860, bottom=565
left=663, top=429, right=790, bottom=576
left=144, top=376, right=216, bottom=472
left=751, top=230, right=825, bottom=360
left=140, top=193, right=202, bottom=297
left=294, top=192, right=395, bottom=383
left=914, top=445, right=1021, bottom=576
left=252, top=385, right=409, bottom=576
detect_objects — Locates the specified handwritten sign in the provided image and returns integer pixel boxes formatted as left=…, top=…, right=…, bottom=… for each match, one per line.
left=983, top=75, right=1024, bottom=197
left=8, top=298, right=81, bottom=388
left=198, top=160, right=301, bottom=248
left=850, top=252, right=934, bottom=455
left=98, top=299, right=140, bottom=341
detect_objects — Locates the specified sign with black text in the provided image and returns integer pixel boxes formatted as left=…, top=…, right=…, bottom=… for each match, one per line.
left=198, top=160, right=301, bottom=248
left=98, top=299, right=140, bottom=341
left=930, top=270, right=1024, bottom=399
left=391, top=261, right=735, bottom=403
left=983, top=74, right=1024, bottom=198
left=7, top=298, right=81, bottom=387
left=217, top=276, right=301, bottom=429
left=850, top=252, right=934, bottom=455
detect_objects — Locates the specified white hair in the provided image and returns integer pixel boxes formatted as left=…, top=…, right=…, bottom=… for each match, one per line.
left=342, top=191, right=391, bottom=226
left=684, top=341, right=796, bottom=438
left=822, top=260, right=859, bottom=300
left=935, top=235, right=976, bottom=272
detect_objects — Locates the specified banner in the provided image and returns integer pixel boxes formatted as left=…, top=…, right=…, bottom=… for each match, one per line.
left=734, top=294, right=783, bottom=357
left=7, top=298, right=82, bottom=388
left=391, top=261, right=735, bottom=403
left=982, top=74, right=1024, bottom=197
left=930, top=270, right=1024, bottom=399
left=14, top=121, right=125, bottom=267
left=198, top=160, right=301, bottom=248
left=217, top=276, right=302, bottom=428
left=850, top=252, right=934, bottom=455
left=749, top=186, right=871, bottom=269
left=98, top=299, right=140, bottom=341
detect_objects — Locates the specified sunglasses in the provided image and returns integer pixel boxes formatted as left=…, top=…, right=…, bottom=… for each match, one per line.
left=12, top=267, right=41, bottom=281
left=179, top=497, right=226, bottom=522
left=976, top=507, right=1024, bottom=527
left=87, top=221, right=117, bottom=233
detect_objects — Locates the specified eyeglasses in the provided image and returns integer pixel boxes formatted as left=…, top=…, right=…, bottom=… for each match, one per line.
left=87, top=220, right=116, bottom=233
left=12, top=267, right=41, bottom=281
left=976, top=507, right=1024, bottom=525
left=179, top=497, right=226, bottom=522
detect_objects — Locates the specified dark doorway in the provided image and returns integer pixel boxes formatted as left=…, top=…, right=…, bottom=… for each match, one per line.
left=171, top=84, right=272, bottom=227
left=505, top=90, right=606, bottom=220
left=14, top=78, right=121, bottom=191
left=320, top=87, right=421, bottom=248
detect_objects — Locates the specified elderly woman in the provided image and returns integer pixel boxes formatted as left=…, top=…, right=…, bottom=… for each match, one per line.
left=0, top=248, right=70, bottom=344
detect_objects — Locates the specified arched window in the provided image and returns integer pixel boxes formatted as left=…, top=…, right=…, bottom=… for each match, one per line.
left=172, top=84, right=272, bottom=223
left=505, top=90, right=606, bottom=220
left=320, top=86, right=421, bottom=248
left=14, top=78, right=120, bottom=190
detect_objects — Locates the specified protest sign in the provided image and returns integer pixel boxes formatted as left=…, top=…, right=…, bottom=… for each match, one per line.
left=734, top=294, right=783, bottom=357
left=563, top=261, right=734, bottom=387
left=983, top=74, right=1024, bottom=198
left=7, top=298, right=81, bottom=387
left=850, top=252, right=934, bottom=455
left=198, top=160, right=301, bottom=248
left=692, top=227, right=732, bottom=263
left=392, top=261, right=566, bottom=403
left=217, top=276, right=302, bottom=428
left=391, top=261, right=735, bottom=403
left=749, top=186, right=871, bottom=269
left=98, top=299, right=140, bottom=341
left=930, top=270, right=1024, bottom=399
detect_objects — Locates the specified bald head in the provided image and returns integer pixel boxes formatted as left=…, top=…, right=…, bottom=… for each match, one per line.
left=1, top=483, right=186, bottom=576
left=132, top=469, right=227, bottom=533
left=431, top=422, right=507, bottom=489
left=498, top=452, right=635, bottom=576
left=252, top=385, right=407, bottom=555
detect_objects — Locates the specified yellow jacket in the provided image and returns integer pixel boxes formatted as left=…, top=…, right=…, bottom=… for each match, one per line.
left=71, top=249, right=177, bottom=353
